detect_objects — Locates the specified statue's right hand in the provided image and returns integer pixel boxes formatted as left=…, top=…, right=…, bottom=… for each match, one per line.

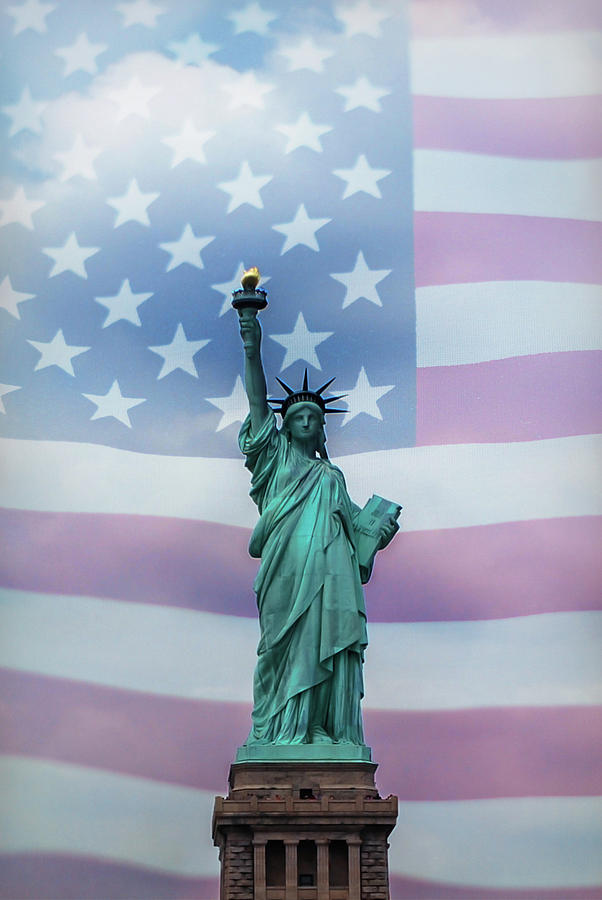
left=239, top=310, right=261, bottom=357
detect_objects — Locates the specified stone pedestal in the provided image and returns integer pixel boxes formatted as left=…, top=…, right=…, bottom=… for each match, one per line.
left=212, top=760, right=397, bottom=899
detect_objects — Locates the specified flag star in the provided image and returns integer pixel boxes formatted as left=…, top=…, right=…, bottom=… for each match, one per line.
left=54, top=134, right=102, bottom=181
left=0, top=383, right=20, bottom=414
left=279, top=38, right=333, bottom=73
left=148, top=323, right=210, bottom=379
left=55, top=32, right=108, bottom=77
left=272, top=204, right=330, bottom=254
left=211, top=262, right=271, bottom=316
left=6, top=0, right=55, bottom=35
left=28, top=329, right=90, bottom=376
left=330, top=251, right=391, bottom=308
left=83, top=380, right=146, bottom=428
left=95, top=278, right=153, bottom=327
left=159, top=224, right=214, bottom=272
left=269, top=312, right=333, bottom=371
left=0, top=276, right=34, bottom=319
left=116, top=0, right=166, bottom=27
left=162, top=119, right=215, bottom=167
left=168, top=33, right=219, bottom=66
left=339, top=366, right=394, bottom=426
left=43, top=232, right=100, bottom=279
left=108, top=76, right=160, bottom=122
left=336, top=76, right=390, bottom=112
left=228, top=2, right=277, bottom=36
left=276, top=112, right=331, bottom=153
left=2, top=87, right=46, bottom=138
left=335, top=0, right=389, bottom=38
left=206, top=375, right=248, bottom=432
left=223, top=71, right=274, bottom=109
left=0, top=186, right=44, bottom=229
left=107, top=178, right=160, bottom=228
left=218, top=161, right=272, bottom=213
left=333, top=154, right=391, bottom=199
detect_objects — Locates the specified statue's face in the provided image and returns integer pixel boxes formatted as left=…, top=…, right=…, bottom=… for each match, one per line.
left=285, top=405, right=323, bottom=444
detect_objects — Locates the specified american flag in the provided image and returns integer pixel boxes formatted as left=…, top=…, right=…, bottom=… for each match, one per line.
left=1, top=0, right=601, bottom=897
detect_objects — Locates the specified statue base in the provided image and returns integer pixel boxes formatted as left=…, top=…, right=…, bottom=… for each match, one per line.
left=212, top=759, right=397, bottom=899
left=235, top=743, right=372, bottom=763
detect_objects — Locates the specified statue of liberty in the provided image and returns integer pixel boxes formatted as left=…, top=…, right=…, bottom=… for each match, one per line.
left=235, top=271, right=399, bottom=752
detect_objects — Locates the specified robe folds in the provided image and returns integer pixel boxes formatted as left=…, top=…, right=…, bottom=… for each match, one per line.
left=239, top=412, right=368, bottom=745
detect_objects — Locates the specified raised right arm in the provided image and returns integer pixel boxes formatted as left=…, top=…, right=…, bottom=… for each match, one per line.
left=238, top=309, right=269, bottom=435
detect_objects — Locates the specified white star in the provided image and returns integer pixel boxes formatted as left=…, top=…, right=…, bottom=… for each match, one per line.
left=159, top=225, right=214, bottom=272
left=339, top=366, right=394, bottom=426
left=107, top=178, right=159, bottom=228
left=43, top=232, right=100, bottom=279
left=2, top=87, right=46, bottom=138
left=168, top=33, right=219, bottom=66
left=218, top=161, right=272, bottom=213
left=28, top=329, right=90, bottom=376
left=330, top=251, right=391, bottom=308
left=54, top=134, right=102, bottom=181
left=336, top=76, right=390, bottom=112
left=83, top=380, right=146, bottom=428
left=95, top=279, right=153, bottom=327
left=228, top=2, right=277, bottom=35
left=269, top=312, right=333, bottom=371
left=272, top=204, right=330, bottom=254
left=276, top=112, right=331, bottom=153
left=223, top=71, right=274, bottom=109
left=116, top=0, right=166, bottom=27
left=0, top=186, right=44, bottom=229
left=6, top=0, right=55, bottom=34
left=0, top=383, right=20, bottom=414
left=279, top=38, right=333, bottom=73
left=206, top=375, right=248, bottom=432
left=335, top=1, right=389, bottom=38
left=333, top=154, right=391, bottom=199
left=108, top=76, right=160, bottom=122
left=55, top=32, right=108, bottom=77
left=148, top=323, right=210, bottom=379
left=162, top=119, right=215, bottom=167
left=0, top=276, right=34, bottom=319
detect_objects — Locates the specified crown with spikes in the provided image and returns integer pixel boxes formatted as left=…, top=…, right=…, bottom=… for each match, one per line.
left=269, top=368, right=347, bottom=418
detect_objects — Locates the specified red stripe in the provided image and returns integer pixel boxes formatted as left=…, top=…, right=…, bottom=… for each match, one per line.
left=0, top=855, right=216, bottom=900
left=3, top=670, right=601, bottom=800
left=414, top=95, right=602, bottom=159
left=414, top=213, right=602, bottom=288
left=416, top=351, right=602, bottom=445
left=391, top=874, right=602, bottom=899
left=409, top=0, right=602, bottom=36
left=2, top=509, right=600, bottom=622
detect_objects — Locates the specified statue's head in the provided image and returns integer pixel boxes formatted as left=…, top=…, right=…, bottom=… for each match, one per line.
left=271, top=370, right=346, bottom=460
left=283, top=402, right=327, bottom=458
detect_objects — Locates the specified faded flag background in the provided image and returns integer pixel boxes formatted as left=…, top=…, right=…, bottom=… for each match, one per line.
left=0, top=0, right=601, bottom=898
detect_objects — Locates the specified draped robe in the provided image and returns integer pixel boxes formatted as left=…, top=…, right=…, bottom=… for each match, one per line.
left=239, top=411, right=368, bottom=745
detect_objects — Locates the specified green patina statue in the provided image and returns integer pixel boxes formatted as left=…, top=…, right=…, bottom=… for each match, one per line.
left=234, top=272, right=399, bottom=760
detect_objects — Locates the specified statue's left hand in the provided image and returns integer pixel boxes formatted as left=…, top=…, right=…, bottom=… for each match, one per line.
left=378, top=515, right=399, bottom=550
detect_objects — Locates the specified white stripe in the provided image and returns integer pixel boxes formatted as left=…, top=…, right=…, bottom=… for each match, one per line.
left=3, top=756, right=601, bottom=889
left=416, top=281, right=602, bottom=367
left=2, top=589, right=601, bottom=711
left=390, top=796, right=602, bottom=888
left=414, top=150, right=602, bottom=221
left=0, top=756, right=217, bottom=878
left=1, top=433, right=601, bottom=532
left=410, top=31, right=602, bottom=99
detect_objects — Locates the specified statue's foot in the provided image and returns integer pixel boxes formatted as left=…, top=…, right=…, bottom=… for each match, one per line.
left=309, top=726, right=334, bottom=744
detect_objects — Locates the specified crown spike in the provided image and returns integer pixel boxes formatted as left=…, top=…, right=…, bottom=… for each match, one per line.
left=275, top=377, right=294, bottom=396
left=324, top=394, right=347, bottom=404
left=302, top=368, right=309, bottom=391
left=316, top=376, right=336, bottom=395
